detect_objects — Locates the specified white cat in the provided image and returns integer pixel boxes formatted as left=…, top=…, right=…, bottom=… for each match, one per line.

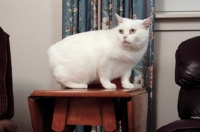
left=47, top=14, right=152, bottom=89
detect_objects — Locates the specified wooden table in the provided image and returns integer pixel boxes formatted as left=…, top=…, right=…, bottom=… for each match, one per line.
left=28, top=87, right=147, bottom=132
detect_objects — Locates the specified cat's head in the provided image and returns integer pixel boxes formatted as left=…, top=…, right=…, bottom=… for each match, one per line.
left=115, top=14, right=153, bottom=51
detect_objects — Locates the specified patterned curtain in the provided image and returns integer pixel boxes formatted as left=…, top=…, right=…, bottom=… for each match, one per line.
left=62, top=0, right=155, bottom=131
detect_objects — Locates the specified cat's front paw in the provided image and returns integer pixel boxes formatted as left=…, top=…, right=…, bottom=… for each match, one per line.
left=122, top=83, right=134, bottom=89
left=104, top=83, right=116, bottom=89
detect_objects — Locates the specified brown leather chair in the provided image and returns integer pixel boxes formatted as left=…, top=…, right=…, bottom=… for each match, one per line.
left=0, top=27, right=17, bottom=132
left=156, top=36, right=200, bottom=132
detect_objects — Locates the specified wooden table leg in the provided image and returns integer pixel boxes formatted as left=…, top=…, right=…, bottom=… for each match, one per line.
left=101, top=98, right=117, bottom=132
left=127, top=93, right=148, bottom=132
left=28, top=97, right=43, bottom=132
left=120, top=98, right=128, bottom=132
left=52, top=97, right=68, bottom=132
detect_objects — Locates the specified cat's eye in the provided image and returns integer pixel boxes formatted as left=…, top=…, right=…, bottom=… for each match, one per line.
left=130, top=29, right=136, bottom=34
left=119, top=29, right=124, bottom=34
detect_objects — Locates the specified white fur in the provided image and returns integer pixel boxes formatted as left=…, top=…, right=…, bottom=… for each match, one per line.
left=47, top=14, right=152, bottom=89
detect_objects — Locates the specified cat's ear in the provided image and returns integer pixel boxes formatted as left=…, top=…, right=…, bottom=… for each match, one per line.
left=142, top=16, right=153, bottom=30
left=133, top=14, right=137, bottom=20
left=115, top=13, right=123, bottom=24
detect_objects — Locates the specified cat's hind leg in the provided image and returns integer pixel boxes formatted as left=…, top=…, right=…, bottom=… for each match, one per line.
left=56, top=78, right=88, bottom=89
left=53, top=66, right=88, bottom=89
left=62, top=82, right=88, bottom=89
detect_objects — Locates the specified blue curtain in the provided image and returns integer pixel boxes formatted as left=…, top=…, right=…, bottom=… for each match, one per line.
left=62, top=0, right=155, bottom=131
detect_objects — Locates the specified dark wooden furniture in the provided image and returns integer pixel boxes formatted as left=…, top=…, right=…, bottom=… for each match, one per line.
left=28, top=84, right=148, bottom=132
left=0, top=27, right=17, bottom=132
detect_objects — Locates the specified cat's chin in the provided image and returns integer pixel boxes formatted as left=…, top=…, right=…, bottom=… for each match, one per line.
left=123, top=41, right=130, bottom=46
left=121, top=43, right=140, bottom=51
left=121, top=42, right=134, bottom=50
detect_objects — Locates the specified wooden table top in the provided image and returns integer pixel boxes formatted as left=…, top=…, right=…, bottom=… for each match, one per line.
left=29, top=87, right=146, bottom=98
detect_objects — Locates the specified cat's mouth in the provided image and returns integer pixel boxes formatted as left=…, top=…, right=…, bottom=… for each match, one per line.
left=123, top=41, right=131, bottom=46
left=123, top=41, right=133, bottom=49
left=123, top=41, right=139, bottom=51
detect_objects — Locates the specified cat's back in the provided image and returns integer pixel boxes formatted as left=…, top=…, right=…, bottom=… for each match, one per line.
left=65, top=30, right=113, bottom=46
left=47, top=32, right=91, bottom=56
left=47, top=30, right=113, bottom=69
left=48, top=29, right=114, bottom=57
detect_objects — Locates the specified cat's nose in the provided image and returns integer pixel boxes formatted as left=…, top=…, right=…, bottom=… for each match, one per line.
left=123, top=36, right=127, bottom=39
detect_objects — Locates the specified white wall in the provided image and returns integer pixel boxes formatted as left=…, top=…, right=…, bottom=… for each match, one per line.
left=0, top=1, right=62, bottom=131
left=155, top=0, right=200, bottom=12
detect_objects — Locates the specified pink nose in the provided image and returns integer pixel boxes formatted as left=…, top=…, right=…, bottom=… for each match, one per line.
left=123, top=36, right=127, bottom=39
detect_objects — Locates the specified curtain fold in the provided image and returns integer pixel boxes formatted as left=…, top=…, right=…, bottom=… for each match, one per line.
left=62, top=0, right=155, bottom=131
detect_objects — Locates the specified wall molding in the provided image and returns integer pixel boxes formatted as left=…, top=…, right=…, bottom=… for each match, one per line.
left=155, top=11, right=200, bottom=19
left=155, top=12, right=200, bottom=31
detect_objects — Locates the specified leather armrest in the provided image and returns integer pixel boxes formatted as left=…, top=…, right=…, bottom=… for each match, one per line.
left=156, top=119, right=200, bottom=132
left=0, top=119, right=17, bottom=132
